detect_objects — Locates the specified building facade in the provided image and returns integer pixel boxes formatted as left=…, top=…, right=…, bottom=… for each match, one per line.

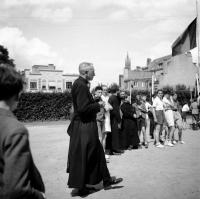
left=120, top=53, right=152, bottom=91
left=119, top=52, right=198, bottom=92
left=23, top=64, right=79, bottom=92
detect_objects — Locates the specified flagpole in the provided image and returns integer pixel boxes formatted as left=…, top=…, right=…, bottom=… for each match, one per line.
left=196, top=0, right=200, bottom=96
left=152, top=71, right=155, bottom=95
left=130, top=81, right=132, bottom=103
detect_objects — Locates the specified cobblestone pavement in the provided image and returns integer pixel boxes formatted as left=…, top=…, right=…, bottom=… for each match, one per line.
left=26, top=121, right=200, bottom=199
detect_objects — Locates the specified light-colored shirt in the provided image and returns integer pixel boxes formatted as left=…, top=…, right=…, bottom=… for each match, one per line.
left=163, top=96, right=174, bottom=111
left=153, top=96, right=164, bottom=111
left=182, top=104, right=190, bottom=112
left=190, top=102, right=199, bottom=115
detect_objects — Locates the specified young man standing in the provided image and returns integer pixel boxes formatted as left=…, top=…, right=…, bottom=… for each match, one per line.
left=138, top=95, right=148, bottom=148
left=152, top=90, right=165, bottom=148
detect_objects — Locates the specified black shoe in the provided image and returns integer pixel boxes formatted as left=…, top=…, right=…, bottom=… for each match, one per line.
left=104, top=177, right=123, bottom=190
left=112, top=149, right=122, bottom=155
left=71, top=188, right=90, bottom=197
left=127, top=145, right=133, bottom=150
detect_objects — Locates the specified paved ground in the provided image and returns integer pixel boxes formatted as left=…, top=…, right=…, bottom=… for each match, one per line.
left=26, top=121, right=200, bottom=199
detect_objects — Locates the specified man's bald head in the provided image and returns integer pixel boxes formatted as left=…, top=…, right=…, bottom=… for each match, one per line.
left=79, top=62, right=95, bottom=81
left=79, top=62, right=94, bottom=75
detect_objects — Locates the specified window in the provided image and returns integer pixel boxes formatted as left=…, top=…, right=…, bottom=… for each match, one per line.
left=66, top=82, right=72, bottom=89
left=57, top=80, right=62, bottom=91
left=133, top=81, right=137, bottom=87
left=49, top=86, right=56, bottom=90
left=42, top=80, right=46, bottom=90
left=48, top=81, right=56, bottom=90
left=142, top=82, right=145, bottom=87
left=30, top=82, right=37, bottom=90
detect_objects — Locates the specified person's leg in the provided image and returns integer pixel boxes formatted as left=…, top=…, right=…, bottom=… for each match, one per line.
left=149, top=117, right=154, bottom=139
left=154, top=124, right=163, bottom=147
left=97, top=121, right=103, bottom=144
left=178, top=128, right=184, bottom=143
left=142, top=126, right=148, bottom=148
left=137, top=118, right=142, bottom=147
left=102, top=132, right=107, bottom=152
left=168, top=126, right=175, bottom=146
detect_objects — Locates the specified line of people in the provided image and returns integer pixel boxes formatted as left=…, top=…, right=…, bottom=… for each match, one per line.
left=92, top=86, right=187, bottom=162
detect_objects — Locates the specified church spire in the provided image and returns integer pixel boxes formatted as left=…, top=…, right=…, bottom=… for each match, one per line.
left=125, top=52, right=131, bottom=69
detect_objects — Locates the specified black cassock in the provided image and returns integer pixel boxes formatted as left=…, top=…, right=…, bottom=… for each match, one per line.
left=67, top=76, right=110, bottom=189
left=108, top=94, right=122, bottom=151
left=120, top=101, right=139, bottom=149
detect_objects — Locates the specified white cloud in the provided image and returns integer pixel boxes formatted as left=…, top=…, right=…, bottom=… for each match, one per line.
left=109, top=10, right=129, bottom=21
left=3, top=0, right=76, bottom=7
left=31, top=7, right=73, bottom=23
left=149, top=41, right=172, bottom=59
left=89, top=0, right=194, bottom=20
left=0, top=27, right=63, bottom=70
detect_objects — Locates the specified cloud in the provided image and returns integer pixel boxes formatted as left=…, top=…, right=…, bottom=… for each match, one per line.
left=1, top=0, right=75, bottom=24
left=3, top=0, right=76, bottom=7
left=0, top=27, right=63, bottom=70
left=31, top=7, right=73, bottom=23
left=89, top=0, right=194, bottom=20
left=108, top=10, right=129, bottom=21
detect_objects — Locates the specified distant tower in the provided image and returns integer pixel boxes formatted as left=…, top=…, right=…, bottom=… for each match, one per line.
left=124, top=52, right=131, bottom=80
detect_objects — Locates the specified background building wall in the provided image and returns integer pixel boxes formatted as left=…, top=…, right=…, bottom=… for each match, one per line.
left=159, top=53, right=197, bottom=88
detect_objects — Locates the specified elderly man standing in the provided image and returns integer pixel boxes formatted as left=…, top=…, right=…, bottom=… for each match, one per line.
left=67, top=62, right=122, bottom=196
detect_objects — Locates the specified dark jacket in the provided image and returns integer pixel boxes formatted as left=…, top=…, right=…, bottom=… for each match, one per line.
left=0, top=108, right=45, bottom=199
left=108, top=94, right=121, bottom=123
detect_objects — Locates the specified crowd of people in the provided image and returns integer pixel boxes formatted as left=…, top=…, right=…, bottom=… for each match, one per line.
left=92, top=85, right=200, bottom=162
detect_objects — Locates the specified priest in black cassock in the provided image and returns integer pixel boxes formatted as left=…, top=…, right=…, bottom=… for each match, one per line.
left=67, top=62, right=122, bottom=196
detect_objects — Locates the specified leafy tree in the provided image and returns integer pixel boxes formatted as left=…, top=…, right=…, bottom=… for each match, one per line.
left=175, top=84, right=187, bottom=91
left=0, top=45, right=15, bottom=67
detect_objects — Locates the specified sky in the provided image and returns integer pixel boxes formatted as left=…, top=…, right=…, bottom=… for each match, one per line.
left=0, top=0, right=199, bottom=87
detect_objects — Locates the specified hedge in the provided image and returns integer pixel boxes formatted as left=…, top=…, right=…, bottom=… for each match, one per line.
left=14, top=92, right=72, bottom=122
left=14, top=88, right=192, bottom=122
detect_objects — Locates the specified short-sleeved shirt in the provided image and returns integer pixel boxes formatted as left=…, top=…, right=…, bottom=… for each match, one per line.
left=153, top=96, right=164, bottom=111
left=182, top=104, right=190, bottom=112
left=190, top=102, right=199, bottom=115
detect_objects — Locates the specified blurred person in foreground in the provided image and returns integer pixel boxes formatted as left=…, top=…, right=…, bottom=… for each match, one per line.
left=67, top=62, right=122, bottom=196
left=0, top=64, right=45, bottom=199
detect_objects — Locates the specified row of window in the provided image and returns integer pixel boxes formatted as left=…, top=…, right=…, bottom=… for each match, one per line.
left=29, top=81, right=72, bottom=90
left=131, top=81, right=151, bottom=88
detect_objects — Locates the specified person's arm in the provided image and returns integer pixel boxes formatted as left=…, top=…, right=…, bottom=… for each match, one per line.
left=76, top=84, right=100, bottom=116
left=3, top=128, right=45, bottom=199
left=152, top=99, right=157, bottom=122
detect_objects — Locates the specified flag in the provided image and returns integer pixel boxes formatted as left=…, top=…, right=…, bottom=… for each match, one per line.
left=172, top=18, right=197, bottom=56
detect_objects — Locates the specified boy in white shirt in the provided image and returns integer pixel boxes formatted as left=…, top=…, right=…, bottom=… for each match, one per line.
left=152, top=90, right=165, bottom=148
left=182, top=101, right=190, bottom=129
